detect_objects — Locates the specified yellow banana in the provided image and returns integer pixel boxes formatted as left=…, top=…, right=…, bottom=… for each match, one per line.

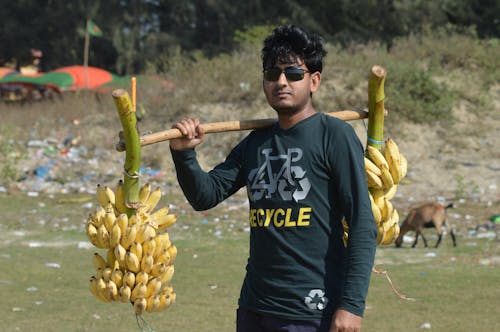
left=150, top=206, right=170, bottom=220
left=365, top=145, right=389, bottom=169
left=384, top=138, right=402, bottom=184
left=155, top=214, right=177, bottom=231
left=90, top=276, right=111, bottom=302
left=146, top=295, right=161, bottom=313
left=86, top=222, right=99, bottom=247
left=400, top=153, right=408, bottom=179
left=155, top=249, right=171, bottom=265
left=151, top=262, right=167, bottom=278
left=129, top=242, right=143, bottom=261
left=160, top=264, right=175, bottom=285
left=379, top=164, right=394, bottom=190
left=119, top=285, right=131, bottom=303
left=116, top=213, right=128, bottom=234
left=167, top=244, right=178, bottom=262
left=106, top=247, right=117, bottom=269
left=126, top=251, right=141, bottom=273
left=131, top=283, right=147, bottom=302
left=104, top=211, right=116, bottom=233
left=364, top=157, right=382, bottom=176
left=102, top=267, right=113, bottom=282
left=93, top=252, right=108, bottom=271
left=154, top=233, right=171, bottom=258
left=96, top=184, right=109, bottom=209
left=384, top=198, right=394, bottom=224
left=114, top=243, right=127, bottom=268
left=96, top=277, right=112, bottom=302
left=114, top=180, right=127, bottom=214
left=96, top=224, right=110, bottom=249
left=135, top=271, right=149, bottom=285
left=104, top=186, right=116, bottom=207
left=123, top=271, right=136, bottom=289
left=384, top=184, right=398, bottom=200
left=111, top=268, right=123, bottom=288
left=374, top=195, right=386, bottom=219
left=142, top=237, right=157, bottom=257
left=146, top=277, right=162, bottom=298
left=106, top=280, right=119, bottom=301
left=109, top=222, right=122, bottom=248
left=120, top=224, right=137, bottom=250
left=376, top=225, right=384, bottom=245
left=93, top=207, right=106, bottom=227
left=144, top=187, right=162, bottom=213
left=135, top=223, right=156, bottom=244
left=139, top=183, right=152, bottom=205
left=368, top=193, right=382, bottom=224
left=134, top=297, right=147, bottom=315
left=141, top=253, right=154, bottom=273
left=366, top=169, right=383, bottom=190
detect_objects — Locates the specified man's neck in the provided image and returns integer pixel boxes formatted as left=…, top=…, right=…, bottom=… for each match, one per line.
left=277, top=106, right=317, bottom=130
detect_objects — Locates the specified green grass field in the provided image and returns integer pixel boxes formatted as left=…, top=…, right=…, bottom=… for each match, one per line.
left=0, top=192, right=498, bottom=332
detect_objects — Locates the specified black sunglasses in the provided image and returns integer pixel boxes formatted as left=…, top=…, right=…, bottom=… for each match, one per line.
left=263, top=67, right=310, bottom=82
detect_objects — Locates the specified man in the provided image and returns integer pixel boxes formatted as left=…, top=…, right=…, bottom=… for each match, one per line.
left=169, top=25, right=377, bottom=332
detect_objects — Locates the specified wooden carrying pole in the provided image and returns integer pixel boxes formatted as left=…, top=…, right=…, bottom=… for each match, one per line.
left=115, top=109, right=369, bottom=152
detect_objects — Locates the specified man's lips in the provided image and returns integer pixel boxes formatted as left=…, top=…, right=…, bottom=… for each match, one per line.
left=273, top=90, right=291, bottom=97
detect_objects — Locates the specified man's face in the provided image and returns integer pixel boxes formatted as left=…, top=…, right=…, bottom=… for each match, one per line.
left=262, top=59, right=320, bottom=115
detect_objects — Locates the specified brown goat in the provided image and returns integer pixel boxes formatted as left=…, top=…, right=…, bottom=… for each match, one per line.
left=395, top=202, right=457, bottom=248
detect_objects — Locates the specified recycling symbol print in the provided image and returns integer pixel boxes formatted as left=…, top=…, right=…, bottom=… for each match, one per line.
left=304, top=289, right=328, bottom=311
left=248, top=148, right=311, bottom=202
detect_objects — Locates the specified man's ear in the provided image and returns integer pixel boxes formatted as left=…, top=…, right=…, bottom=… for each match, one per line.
left=310, top=71, right=321, bottom=93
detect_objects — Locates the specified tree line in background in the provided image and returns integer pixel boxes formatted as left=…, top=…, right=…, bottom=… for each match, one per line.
left=1, top=0, right=498, bottom=75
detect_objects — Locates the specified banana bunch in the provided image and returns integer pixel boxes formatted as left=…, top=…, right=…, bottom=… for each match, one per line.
left=85, top=181, right=177, bottom=315
left=365, top=138, right=408, bottom=245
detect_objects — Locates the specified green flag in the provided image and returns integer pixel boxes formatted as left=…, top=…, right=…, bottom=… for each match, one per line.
left=87, top=20, right=103, bottom=37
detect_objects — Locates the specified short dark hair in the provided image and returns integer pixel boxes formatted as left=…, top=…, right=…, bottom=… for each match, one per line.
left=261, top=25, right=327, bottom=73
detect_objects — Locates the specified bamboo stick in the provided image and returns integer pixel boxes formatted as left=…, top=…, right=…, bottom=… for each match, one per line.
left=115, top=108, right=369, bottom=152
left=367, top=65, right=386, bottom=150
left=112, top=89, right=141, bottom=215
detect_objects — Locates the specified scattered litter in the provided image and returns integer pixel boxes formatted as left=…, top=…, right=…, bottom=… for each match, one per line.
left=476, top=232, right=496, bottom=239
left=420, top=322, right=431, bottom=329
left=466, top=242, right=477, bottom=246
left=35, top=301, right=43, bottom=305
left=26, top=286, right=38, bottom=292
left=209, top=284, right=218, bottom=289
left=193, top=254, right=198, bottom=259
left=78, top=241, right=93, bottom=249
left=93, top=313, right=101, bottom=320
left=200, top=219, right=208, bottom=225
left=0, top=280, right=13, bottom=284
left=12, top=307, right=25, bottom=312
left=45, top=262, right=61, bottom=269
left=425, top=252, right=437, bottom=258
left=419, top=272, right=425, bottom=277
left=27, top=191, right=39, bottom=197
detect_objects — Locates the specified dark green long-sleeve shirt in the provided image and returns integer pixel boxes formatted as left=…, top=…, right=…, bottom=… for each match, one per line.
left=170, top=113, right=377, bottom=320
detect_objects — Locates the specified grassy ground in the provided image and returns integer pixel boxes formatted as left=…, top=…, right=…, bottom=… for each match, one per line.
left=0, top=192, right=498, bottom=332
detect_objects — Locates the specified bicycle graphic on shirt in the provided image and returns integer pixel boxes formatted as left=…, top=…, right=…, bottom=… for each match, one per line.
left=248, top=147, right=311, bottom=202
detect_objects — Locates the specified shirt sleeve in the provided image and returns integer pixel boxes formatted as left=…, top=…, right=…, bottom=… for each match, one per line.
left=329, top=123, right=377, bottom=317
left=170, top=139, right=247, bottom=211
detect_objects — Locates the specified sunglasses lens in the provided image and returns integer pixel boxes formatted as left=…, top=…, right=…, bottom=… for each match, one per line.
left=284, top=68, right=304, bottom=81
left=264, top=68, right=282, bottom=81
left=264, top=67, right=306, bottom=81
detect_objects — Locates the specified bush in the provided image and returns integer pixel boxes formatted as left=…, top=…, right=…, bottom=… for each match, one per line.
left=386, top=65, right=454, bottom=123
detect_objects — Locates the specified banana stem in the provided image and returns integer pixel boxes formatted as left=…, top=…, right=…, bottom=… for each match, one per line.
left=112, top=89, right=141, bottom=216
left=367, top=65, right=386, bottom=151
